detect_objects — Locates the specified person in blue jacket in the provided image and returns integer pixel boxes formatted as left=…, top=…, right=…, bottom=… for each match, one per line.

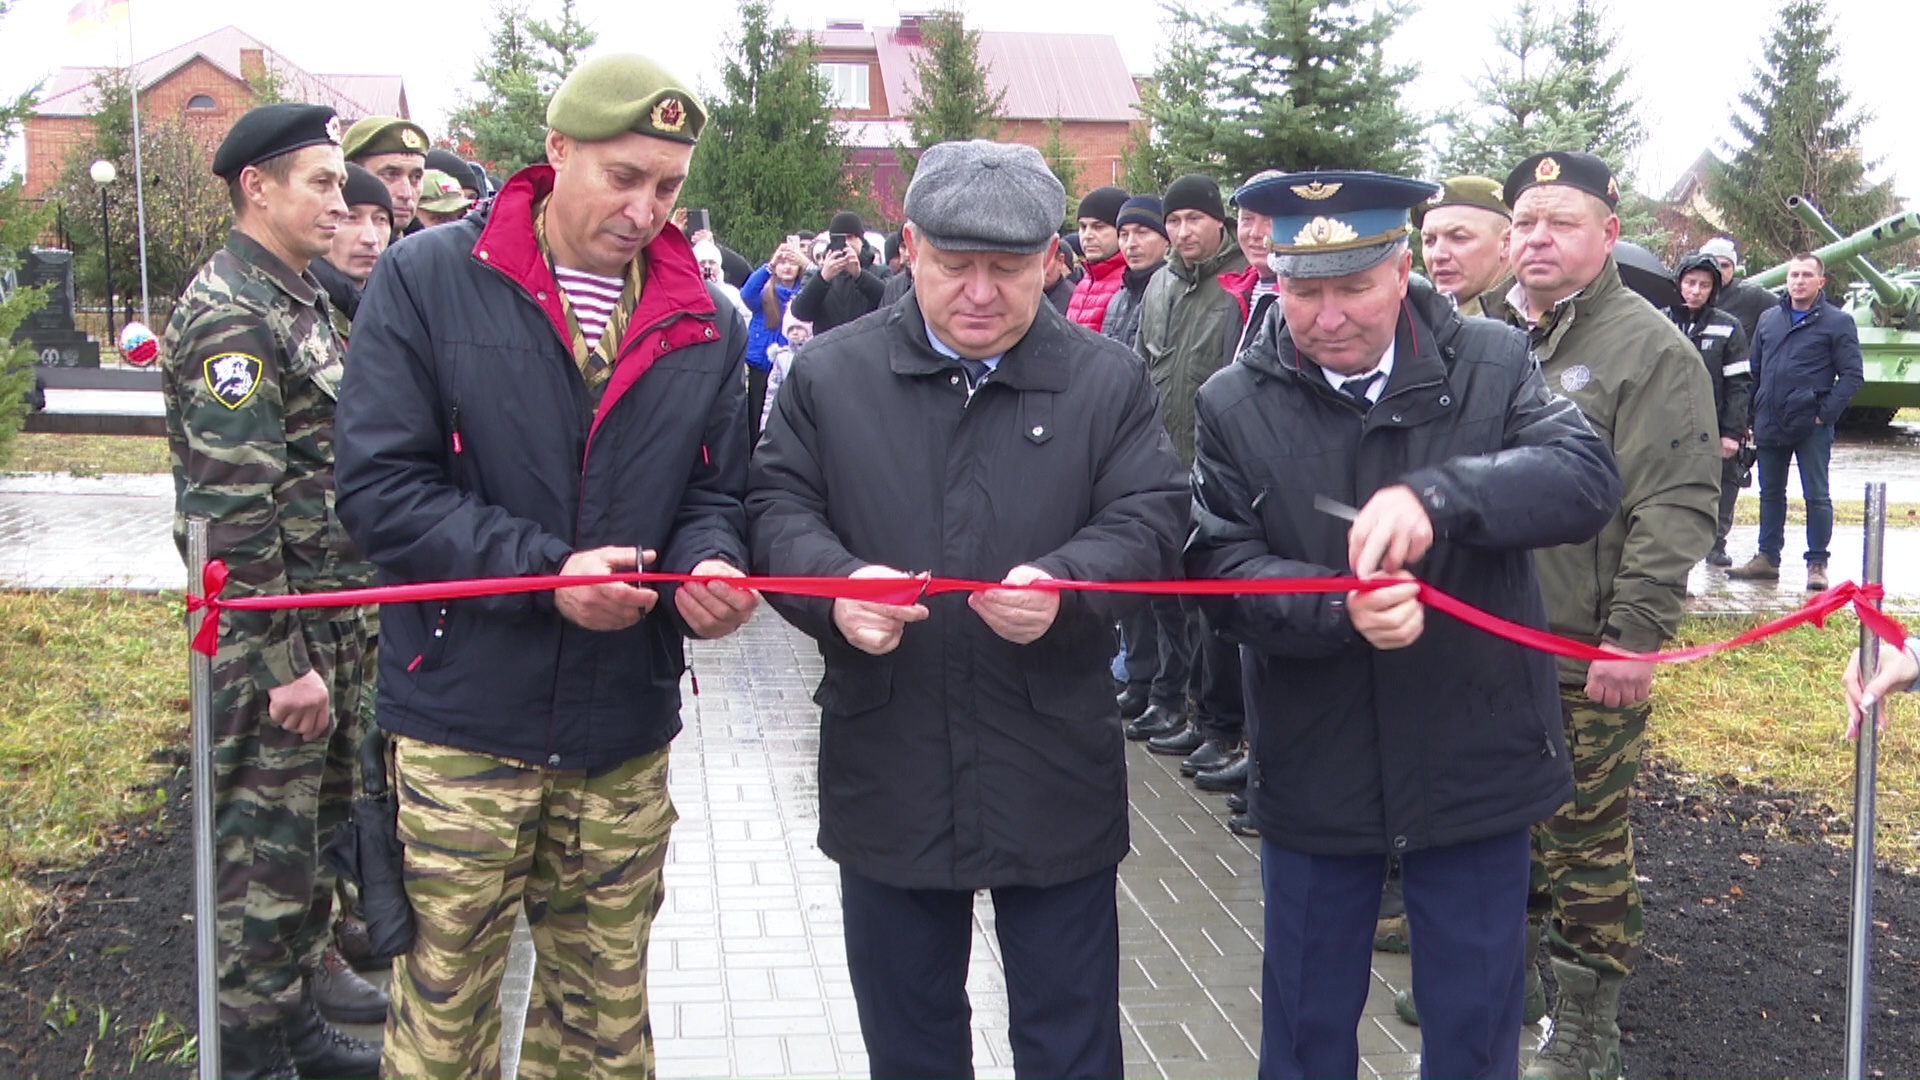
left=741, top=238, right=809, bottom=443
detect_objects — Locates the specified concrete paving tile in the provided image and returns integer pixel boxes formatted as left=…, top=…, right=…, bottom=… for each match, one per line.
left=729, top=999, right=827, bottom=1020
left=782, top=1035, right=841, bottom=1075
left=678, top=1001, right=727, bottom=1039
left=1132, top=1020, right=1204, bottom=1061
left=658, top=1055, right=732, bottom=1079
left=1363, top=1050, right=1421, bottom=1079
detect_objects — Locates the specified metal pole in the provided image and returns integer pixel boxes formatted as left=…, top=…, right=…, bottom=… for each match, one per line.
left=1846, top=482, right=1888, bottom=1079
left=125, top=6, right=151, bottom=326
left=99, top=187, right=114, bottom=344
left=186, top=518, right=221, bottom=1080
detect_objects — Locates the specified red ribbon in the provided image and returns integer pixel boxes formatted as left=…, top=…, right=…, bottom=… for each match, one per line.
left=185, top=560, right=1906, bottom=663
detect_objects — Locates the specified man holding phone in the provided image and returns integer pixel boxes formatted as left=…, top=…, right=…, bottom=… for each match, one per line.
left=791, top=210, right=886, bottom=334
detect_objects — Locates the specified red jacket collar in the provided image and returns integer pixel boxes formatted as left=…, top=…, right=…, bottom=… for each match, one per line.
left=1086, top=251, right=1127, bottom=282
left=472, top=164, right=716, bottom=353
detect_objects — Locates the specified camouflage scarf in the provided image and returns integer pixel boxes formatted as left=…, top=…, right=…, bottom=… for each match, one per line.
left=533, top=195, right=646, bottom=402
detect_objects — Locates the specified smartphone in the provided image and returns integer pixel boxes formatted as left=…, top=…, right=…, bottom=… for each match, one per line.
left=828, top=232, right=850, bottom=253
left=786, top=234, right=800, bottom=248
left=686, top=208, right=711, bottom=235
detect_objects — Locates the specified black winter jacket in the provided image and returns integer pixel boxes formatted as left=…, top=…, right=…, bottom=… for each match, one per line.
left=1669, top=255, right=1754, bottom=440
left=335, top=165, right=751, bottom=770
left=1100, top=262, right=1161, bottom=350
left=1186, top=279, right=1620, bottom=855
left=749, top=296, right=1188, bottom=890
left=790, top=253, right=886, bottom=334
left=1749, top=294, right=1864, bottom=447
left=1718, top=278, right=1776, bottom=342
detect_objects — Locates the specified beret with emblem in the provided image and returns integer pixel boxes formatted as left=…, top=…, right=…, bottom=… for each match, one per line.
left=340, top=115, right=430, bottom=162
left=1234, top=170, right=1441, bottom=279
left=212, top=103, right=342, bottom=180
left=547, top=53, right=706, bottom=144
left=1504, top=151, right=1619, bottom=210
left=1412, top=175, right=1510, bottom=228
left=418, top=170, right=472, bottom=214
left=905, top=139, right=1065, bottom=255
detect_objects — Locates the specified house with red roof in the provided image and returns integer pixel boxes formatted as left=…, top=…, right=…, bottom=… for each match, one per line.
left=813, top=16, right=1144, bottom=222
left=24, top=26, right=408, bottom=198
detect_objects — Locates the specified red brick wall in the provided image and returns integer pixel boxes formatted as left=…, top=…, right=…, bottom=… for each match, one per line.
left=998, top=119, right=1137, bottom=195
left=24, top=57, right=251, bottom=198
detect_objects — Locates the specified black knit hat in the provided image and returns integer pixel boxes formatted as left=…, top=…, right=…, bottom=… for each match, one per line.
left=829, top=211, right=865, bottom=235
left=425, top=148, right=470, bottom=185
left=1077, top=185, right=1129, bottom=228
left=1163, top=174, right=1225, bottom=223
left=342, top=163, right=392, bottom=216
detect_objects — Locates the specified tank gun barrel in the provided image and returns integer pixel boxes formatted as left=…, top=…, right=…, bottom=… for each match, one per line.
left=1751, top=202, right=1920, bottom=313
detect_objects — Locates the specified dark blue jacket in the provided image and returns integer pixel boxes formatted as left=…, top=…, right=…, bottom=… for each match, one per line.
left=740, top=264, right=798, bottom=371
left=1749, top=294, right=1863, bottom=447
left=1187, top=280, right=1620, bottom=855
left=335, top=164, right=750, bottom=770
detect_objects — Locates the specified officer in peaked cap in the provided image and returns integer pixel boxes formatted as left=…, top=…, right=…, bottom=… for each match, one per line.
left=1414, top=175, right=1512, bottom=317
left=1188, top=168, right=1618, bottom=1079
left=748, top=139, right=1187, bottom=1078
left=167, top=99, right=388, bottom=1078
left=341, top=115, right=430, bottom=237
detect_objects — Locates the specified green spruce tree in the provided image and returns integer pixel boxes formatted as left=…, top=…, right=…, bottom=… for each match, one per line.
left=1123, top=21, right=1221, bottom=192
left=1553, top=0, right=1645, bottom=169
left=895, top=9, right=1008, bottom=183
left=1149, top=0, right=1423, bottom=184
left=447, top=0, right=598, bottom=174
left=1710, top=0, right=1893, bottom=268
left=1438, top=2, right=1594, bottom=177
left=0, top=0, right=53, bottom=462
left=678, top=0, right=860, bottom=260
left=1039, top=117, right=1080, bottom=224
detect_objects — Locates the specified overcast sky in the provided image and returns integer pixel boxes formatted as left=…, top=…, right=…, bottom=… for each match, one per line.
left=3, top=0, right=1914, bottom=208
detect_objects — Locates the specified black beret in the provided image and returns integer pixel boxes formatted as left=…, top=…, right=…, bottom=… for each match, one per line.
left=342, top=163, right=392, bottom=216
left=425, top=148, right=470, bottom=184
left=213, top=103, right=341, bottom=180
left=1504, top=151, right=1619, bottom=210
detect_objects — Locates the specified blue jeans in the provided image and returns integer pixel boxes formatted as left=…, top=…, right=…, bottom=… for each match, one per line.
left=1757, top=423, right=1835, bottom=564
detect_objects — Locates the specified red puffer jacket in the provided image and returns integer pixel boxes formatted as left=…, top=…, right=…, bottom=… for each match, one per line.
left=1065, top=252, right=1127, bottom=331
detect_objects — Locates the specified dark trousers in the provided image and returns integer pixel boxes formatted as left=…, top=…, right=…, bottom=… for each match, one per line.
left=841, top=865, right=1122, bottom=1080
left=1714, top=455, right=1741, bottom=552
left=1757, top=422, right=1835, bottom=564
left=1196, top=619, right=1245, bottom=744
left=747, top=363, right=771, bottom=448
left=1258, top=829, right=1531, bottom=1079
left=1121, top=603, right=1159, bottom=691
left=1149, top=597, right=1196, bottom=707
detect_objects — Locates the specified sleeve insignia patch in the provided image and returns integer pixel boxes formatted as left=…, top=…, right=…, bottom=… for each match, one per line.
left=204, top=352, right=264, bottom=409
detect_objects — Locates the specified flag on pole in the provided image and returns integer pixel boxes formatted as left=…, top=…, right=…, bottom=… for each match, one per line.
left=65, top=0, right=129, bottom=37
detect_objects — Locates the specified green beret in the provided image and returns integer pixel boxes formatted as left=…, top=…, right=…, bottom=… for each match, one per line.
left=546, top=53, right=706, bottom=144
left=213, top=103, right=341, bottom=180
left=419, top=170, right=471, bottom=214
left=341, top=116, right=430, bottom=162
left=1413, top=175, right=1510, bottom=228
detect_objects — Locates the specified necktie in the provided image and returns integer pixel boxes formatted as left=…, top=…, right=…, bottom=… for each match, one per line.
left=961, top=358, right=990, bottom=388
left=1341, top=371, right=1382, bottom=410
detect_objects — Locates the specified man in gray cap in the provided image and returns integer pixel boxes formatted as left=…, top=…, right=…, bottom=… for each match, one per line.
left=335, top=52, right=758, bottom=1079
left=749, top=139, right=1187, bottom=1078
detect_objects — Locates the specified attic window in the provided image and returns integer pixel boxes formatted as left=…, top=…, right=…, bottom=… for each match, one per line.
left=186, top=94, right=216, bottom=110
left=819, top=63, right=870, bottom=110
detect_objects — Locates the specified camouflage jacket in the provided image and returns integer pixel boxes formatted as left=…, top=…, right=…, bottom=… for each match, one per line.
left=163, top=230, right=374, bottom=691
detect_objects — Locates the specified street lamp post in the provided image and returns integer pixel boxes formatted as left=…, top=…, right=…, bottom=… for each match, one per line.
left=89, top=159, right=117, bottom=345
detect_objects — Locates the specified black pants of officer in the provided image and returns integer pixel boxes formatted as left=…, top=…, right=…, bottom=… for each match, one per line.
left=1196, top=619, right=1245, bottom=745
left=1121, top=603, right=1159, bottom=693
left=841, top=865, right=1122, bottom=1079
left=1258, top=828, right=1531, bottom=1079
left=1714, top=455, right=1742, bottom=553
left=1148, top=597, right=1195, bottom=709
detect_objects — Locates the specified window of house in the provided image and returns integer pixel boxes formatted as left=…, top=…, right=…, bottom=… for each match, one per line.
left=818, top=63, right=870, bottom=109
left=186, top=94, right=216, bottom=110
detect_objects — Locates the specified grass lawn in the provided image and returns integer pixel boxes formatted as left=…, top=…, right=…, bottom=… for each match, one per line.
left=1650, top=610, right=1920, bottom=869
left=1729, top=496, right=1920, bottom=528
left=0, top=591, right=185, bottom=958
left=3, top=434, right=170, bottom=477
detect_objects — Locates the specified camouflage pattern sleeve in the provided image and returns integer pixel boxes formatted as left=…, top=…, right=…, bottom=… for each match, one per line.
left=164, top=294, right=311, bottom=691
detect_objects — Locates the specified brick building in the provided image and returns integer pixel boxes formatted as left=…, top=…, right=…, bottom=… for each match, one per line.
left=24, top=26, right=408, bottom=199
left=812, top=17, right=1144, bottom=224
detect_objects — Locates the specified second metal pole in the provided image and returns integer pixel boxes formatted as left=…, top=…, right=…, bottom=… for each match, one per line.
left=187, top=518, right=221, bottom=1080
left=1845, top=482, right=1887, bottom=1080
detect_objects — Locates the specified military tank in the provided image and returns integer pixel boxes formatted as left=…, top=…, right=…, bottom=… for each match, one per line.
left=1746, top=198, right=1920, bottom=429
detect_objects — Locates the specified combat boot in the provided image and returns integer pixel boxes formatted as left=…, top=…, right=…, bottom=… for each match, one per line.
left=304, top=944, right=391, bottom=1024
left=283, top=996, right=382, bottom=1080
left=1390, top=917, right=1548, bottom=1027
left=1521, top=956, right=1624, bottom=1080
left=219, top=1023, right=297, bottom=1080
left=1727, top=553, right=1780, bottom=580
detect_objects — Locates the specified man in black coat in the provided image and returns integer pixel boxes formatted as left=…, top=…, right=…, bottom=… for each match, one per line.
left=749, top=140, right=1188, bottom=1079
left=790, top=210, right=887, bottom=333
left=1670, top=251, right=1754, bottom=567
left=1187, top=170, right=1620, bottom=1079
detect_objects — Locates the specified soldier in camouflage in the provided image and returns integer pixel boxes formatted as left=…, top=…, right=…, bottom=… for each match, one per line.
left=162, top=102, right=387, bottom=1080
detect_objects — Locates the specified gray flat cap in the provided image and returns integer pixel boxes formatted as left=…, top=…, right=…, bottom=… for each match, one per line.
left=904, top=140, right=1065, bottom=255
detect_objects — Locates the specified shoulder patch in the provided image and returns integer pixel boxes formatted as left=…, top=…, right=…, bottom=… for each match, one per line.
left=1559, top=364, right=1592, bottom=393
left=204, top=353, right=264, bottom=409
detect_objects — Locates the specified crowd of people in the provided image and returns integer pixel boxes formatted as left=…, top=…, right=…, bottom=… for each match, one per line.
left=157, top=43, right=1897, bottom=1080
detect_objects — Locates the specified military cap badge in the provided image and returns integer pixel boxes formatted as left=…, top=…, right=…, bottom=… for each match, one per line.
left=400, top=127, right=425, bottom=150
left=205, top=353, right=264, bottom=409
left=1534, top=156, right=1562, bottom=183
left=1291, top=181, right=1343, bottom=201
left=1293, top=216, right=1359, bottom=247
left=652, top=97, right=687, bottom=134
left=325, top=116, right=342, bottom=144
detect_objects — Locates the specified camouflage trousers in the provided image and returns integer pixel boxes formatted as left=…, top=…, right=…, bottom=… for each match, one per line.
left=211, top=610, right=371, bottom=1028
left=1529, top=690, right=1649, bottom=978
left=382, top=736, right=677, bottom=1080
